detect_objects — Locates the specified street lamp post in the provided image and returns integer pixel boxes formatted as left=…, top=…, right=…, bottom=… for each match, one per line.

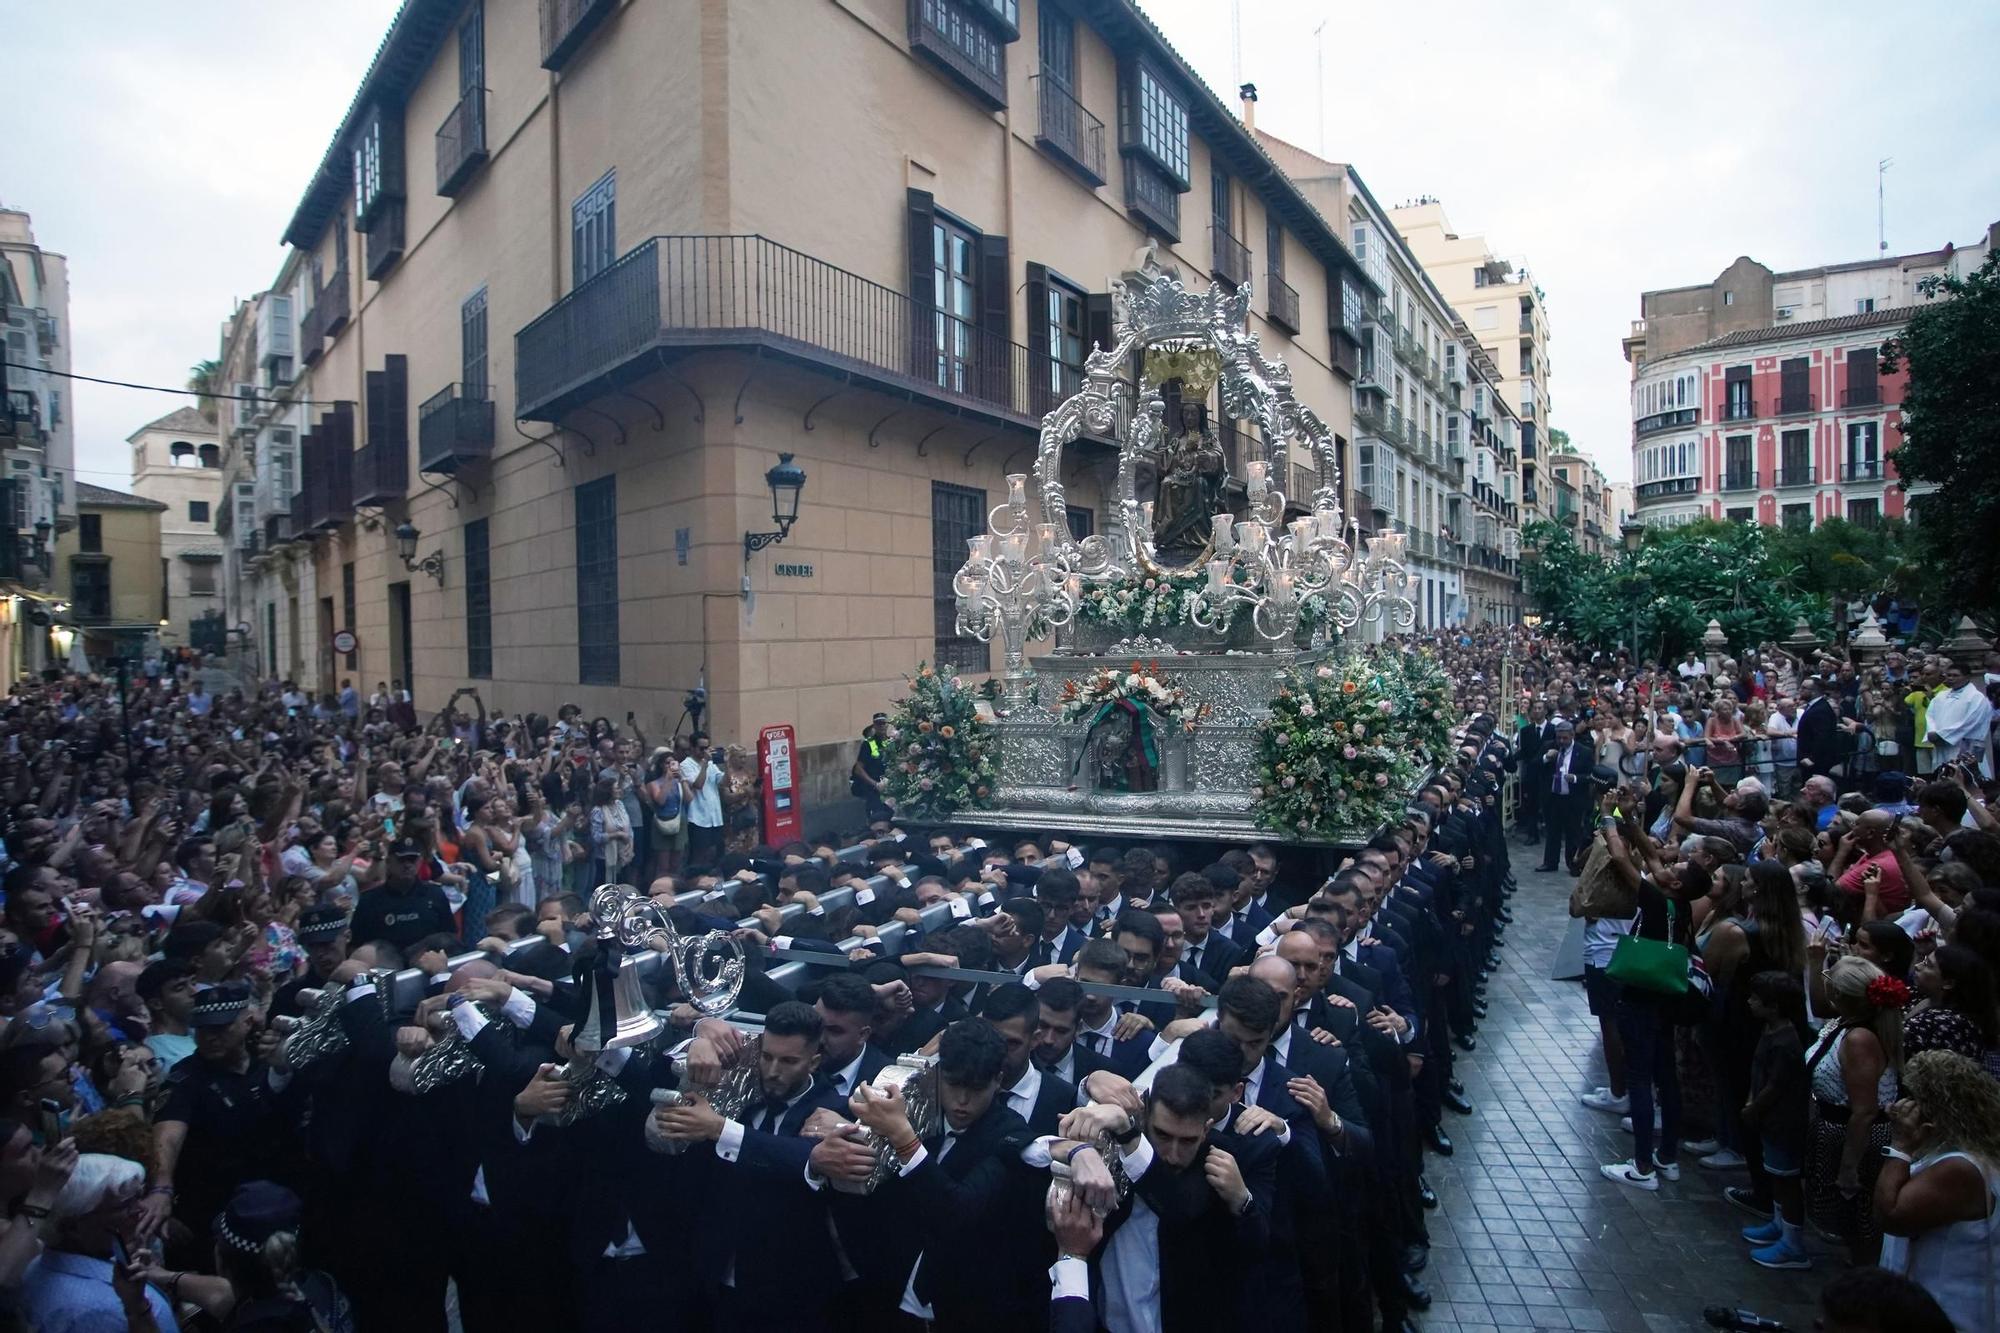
left=1621, top=519, right=1646, bottom=663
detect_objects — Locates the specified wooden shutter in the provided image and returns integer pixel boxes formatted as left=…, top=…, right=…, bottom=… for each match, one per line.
left=1025, top=262, right=1051, bottom=414
left=906, top=189, right=937, bottom=382
left=977, top=232, right=1011, bottom=406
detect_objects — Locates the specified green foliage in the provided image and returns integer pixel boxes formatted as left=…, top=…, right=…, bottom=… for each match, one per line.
left=882, top=663, right=996, bottom=821
left=186, top=359, right=222, bottom=422
left=1255, top=654, right=1425, bottom=839
left=1881, top=248, right=2000, bottom=615
left=1765, top=517, right=1925, bottom=608
left=1522, top=518, right=1815, bottom=660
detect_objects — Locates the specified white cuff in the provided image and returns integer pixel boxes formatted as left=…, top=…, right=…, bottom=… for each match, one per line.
left=1255, top=924, right=1282, bottom=949
left=1050, top=1256, right=1090, bottom=1300
left=596, top=1047, right=633, bottom=1077
left=452, top=1002, right=491, bottom=1041
left=344, top=982, right=377, bottom=1005
left=773, top=935, right=794, bottom=952
left=717, top=1118, right=746, bottom=1162
left=1118, top=1133, right=1154, bottom=1182
left=897, top=1144, right=928, bottom=1176
left=502, top=987, right=538, bottom=1029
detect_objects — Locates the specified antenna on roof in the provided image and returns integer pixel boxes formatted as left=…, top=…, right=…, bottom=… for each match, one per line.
left=1231, top=0, right=1243, bottom=90
left=1878, top=157, right=1893, bottom=254
left=1313, top=18, right=1327, bottom=156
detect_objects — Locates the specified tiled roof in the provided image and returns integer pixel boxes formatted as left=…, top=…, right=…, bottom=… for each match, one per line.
left=129, top=406, right=213, bottom=438
left=76, top=482, right=168, bottom=511
left=1676, top=305, right=1912, bottom=357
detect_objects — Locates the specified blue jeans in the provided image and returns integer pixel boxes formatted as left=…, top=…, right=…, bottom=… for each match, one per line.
left=1616, top=996, right=1681, bottom=1169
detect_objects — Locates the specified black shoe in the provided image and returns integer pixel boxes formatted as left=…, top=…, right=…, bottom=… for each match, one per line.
left=1454, top=1033, right=1478, bottom=1054
left=1723, top=1185, right=1771, bottom=1218
left=1419, top=1176, right=1439, bottom=1209
left=1442, top=1087, right=1475, bottom=1116
left=1496, top=908, right=1514, bottom=924
left=1425, top=1125, right=1455, bottom=1156
left=1534, top=862, right=1559, bottom=872
left=1391, top=1320, right=1422, bottom=1333
left=1399, top=1272, right=1432, bottom=1310
left=1401, top=1243, right=1429, bottom=1274
left=1485, top=953, right=1503, bottom=971
left=1471, top=1000, right=1489, bottom=1019
left=1447, top=1078, right=1465, bottom=1097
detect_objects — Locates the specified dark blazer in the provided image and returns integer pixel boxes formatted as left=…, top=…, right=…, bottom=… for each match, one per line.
left=678, top=1077, right=848, bottom=1317
left=827, top=1042, right=891, bottom=1099
left=1542, top=738, right=1589, bottom=794
left=1071, top=1025, right=1153, bottom=1081
left=1797, top=696, right=1842, bottom=774
left=878, top=996, right=965, bottom=1057
left=1012, top=1068, right=1080, bottom=1138
left=1220, top=901, right=1274, bottom=948
left=1051, top=1293, right=1096, bottom=1333
left=1177, top=932, right=1244, bottom=988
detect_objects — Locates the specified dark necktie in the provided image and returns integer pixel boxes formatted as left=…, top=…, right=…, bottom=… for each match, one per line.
left=1084, top=1031, right=1105, bottom=1054
left=1186, top=942, right=1202, bottom=972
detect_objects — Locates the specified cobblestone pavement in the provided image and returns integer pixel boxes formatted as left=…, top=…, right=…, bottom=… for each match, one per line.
left=1416, top=857, right=1825, bottom=1332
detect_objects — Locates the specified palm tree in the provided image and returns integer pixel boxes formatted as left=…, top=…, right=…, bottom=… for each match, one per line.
left=187, top=359, right=222, bottom=421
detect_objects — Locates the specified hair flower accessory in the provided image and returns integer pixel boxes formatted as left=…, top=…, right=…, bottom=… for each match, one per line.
left=1866, top=974, right=1911, bottom=1010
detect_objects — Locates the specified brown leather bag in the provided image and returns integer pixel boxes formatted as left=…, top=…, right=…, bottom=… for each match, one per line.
left=1568, top=835, right=1636, bottom=920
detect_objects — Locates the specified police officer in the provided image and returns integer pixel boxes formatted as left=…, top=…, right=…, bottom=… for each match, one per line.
left=850, top=711, right=893, bottom=823
left=140, top=983, right=301, bottom=1251
left=350, top=836, right=457, bottom=952
left=271, top=904, right=351, bottom=1021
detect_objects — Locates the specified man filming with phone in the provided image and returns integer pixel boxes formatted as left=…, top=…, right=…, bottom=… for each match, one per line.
left=679, top=730, right=727, bottom=873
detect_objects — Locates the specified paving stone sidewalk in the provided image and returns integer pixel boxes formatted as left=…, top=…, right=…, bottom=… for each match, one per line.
left=1415, top=857, right=1825, bottom=1332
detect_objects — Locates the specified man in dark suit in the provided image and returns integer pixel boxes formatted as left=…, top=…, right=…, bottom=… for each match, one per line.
left=648, top=1001, right=846, bottom=1332
left=1538, top=719, right=1590, bottom=873
left=1033, top=867, right=1091, bottom=965
left=1795, top=676, right=1844, bottom=786
left=1170, top=872, right=1245, bottom=988
left=845, top=1018, right=1043, bottom=1332
left=1066, top=939, right=1156, bottom=1079
left=1515, top=701, right=1550, bottom=840
left=811, top=973, right=889, bottom=1099
left=983, top=983, right=1078, bottom=1136
left=1090, top=1061, right=1275, bottom=1333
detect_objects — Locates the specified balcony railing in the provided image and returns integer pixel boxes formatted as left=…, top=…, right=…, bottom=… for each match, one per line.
left=1840, top=384, right=1881, bottom=408
left=1636, top=406, right=1699, bottom=437
left=1266, top=272, right=1300, bottom=334
left=1721, top=468, right=1759, bottom=492
left=1210, top=223, right=1250, bottom=289
left=541, top=0, right=616, bottom=70
left=1775, top=464, right=1816, bottom=488
left=1635, top=477, right=1701, bottom=502
left=1775, top=390, right=1816, bottom=416
left=909, top=0, right=1008, bottom=109
left=515, top=235, right=1048, bottom=429
left=1842, top=459, right=1883, bottom=482
left=1355, top=400, right=1390, bottom=436
left=352, top=438, right=409, bottom=507
left=1032, top=74, right=1104, bottom=185
left=1519, top=313, right=1534, bottom=334
left=1, top=390, right=42, bottom=443
left=1722, top=397, right=1756, bottom=422
left=419, top=384, right=496, bottom=475
left=301, top=270, right=351, bottom=364
left=1396, top=328, right=1423, bottom=366
left=1123, top=159, right=1180, bottom=240
left=436, top=87, right=488, bottom=197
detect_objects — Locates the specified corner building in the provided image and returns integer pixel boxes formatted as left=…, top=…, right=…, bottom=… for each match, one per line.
left=230, top=0, right=1385, bottom=807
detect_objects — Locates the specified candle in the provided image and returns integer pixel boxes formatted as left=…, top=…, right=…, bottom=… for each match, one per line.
left=1211, top=513, right=1235, bottom=551
left=968, top=535, right=991, bottom=563
left=1065, top=574, right=1082, bottom=602
left=1274, top=569, right=1296, bottom=603
left=1007, top=474, right=1028, bottom=511
left=1140, top=501, right=1155, bottom=531
left=1364, top=535, right=1385, bottom=561
left=1207, top=559, right=1226, bottom=593
left=1241, top=520, right=1266, bottom=550
left=1289, top=518, right=1313, bottom=555
left=1034, top=523, right=1057, bottom=555
left=1315, top=507, right=1340, bottom=540
left=1246, top=460, right=1268, bottom=490
left=1002, top=534, right=1027, bottom=564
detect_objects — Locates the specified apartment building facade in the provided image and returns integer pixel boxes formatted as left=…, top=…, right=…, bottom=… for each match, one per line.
left=0, top=207, right=76, bottom=678
left=1387, top=201, right=1552, bottom=528
left=222, top=0, right=1388, bottom=801
left=52, top=484, right=166, bottom=666
left=1546, top=445, right=1609, bottom=555
left=1622, top=228, right=1997, bottom=532
left=127, top=407, right=230, bottom=652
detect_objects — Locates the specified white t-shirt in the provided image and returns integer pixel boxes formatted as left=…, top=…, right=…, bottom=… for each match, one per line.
left=1582, top=916, right=1632, bottom=969
left=679, top=756, right=724, bottom=829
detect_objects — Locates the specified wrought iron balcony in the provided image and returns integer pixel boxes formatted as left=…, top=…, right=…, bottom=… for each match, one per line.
left=1210, top=223, right=1250, bottom=289
left=541, top=0, right=616, bottom=70
left=436, top=87, right=488, bottom=197
left=419, top=384, right=496, bottom=475
left=352, top=437, right=409, bottom=507
left=1842, top=459, right=1883, bottom=482
left=1721, top=397, right=1756, bottom=422
left=1840, top=384, right=1881, bottom=408
left=909, top=0, right=1008, bottom=109
left=1636, top=406, right=1700, bottom=437
left=1265, top=271, right=1300, bottom=334
left=1775, top=390, right=1816, bottom=416
left=1775, top=465, right=1816, bottom=488
left=365, top=201, right=405, bottom=280
left=1721, top=468, right=1758, bottom=492
left=1032, top=74, right=1104, bottom=185
left=514, top=235, right=1046, bottom=431
left=1635, top=477, right=1701, bottom=502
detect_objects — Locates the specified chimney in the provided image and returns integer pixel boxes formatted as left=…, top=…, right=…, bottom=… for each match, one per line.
left=1239, top=82, right=1258, bottom=131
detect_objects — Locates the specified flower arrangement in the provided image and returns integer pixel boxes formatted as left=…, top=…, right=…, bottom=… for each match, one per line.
left=1253, top=656, right=1422, bottom=839
left=1059, top=663, right=1209, bottom=733
left=882, top=663, right=997, bottom=822
left=1369, top=647, right=1454, bottom=761
left=1076, top=569, right=1213, bottom=633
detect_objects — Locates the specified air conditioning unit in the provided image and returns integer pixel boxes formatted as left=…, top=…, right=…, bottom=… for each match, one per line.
left=1775, top=307, right=1794, bottom=320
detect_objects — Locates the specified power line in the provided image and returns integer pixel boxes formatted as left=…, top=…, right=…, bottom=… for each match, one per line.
left=0, top=360, right=348, bottom=409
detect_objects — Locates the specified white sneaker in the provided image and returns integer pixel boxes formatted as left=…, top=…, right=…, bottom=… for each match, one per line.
left=1651, top=1156, right=1681, bottom=1182
left=1581, top=1088, right=1629, bottom=1114
left=1600, top=1160, right=1659, bottom=1191
left=1700, top=1149, right=1748, bottom=1170
left=1682, top=1137, right=1722, bottom=1155
left=1618, top=1112, right=1662, bottom=1133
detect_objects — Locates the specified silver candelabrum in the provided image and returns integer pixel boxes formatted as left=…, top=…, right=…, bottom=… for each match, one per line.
left=1187, top=460, right=1419, bottom=641
left=953, top=473, right=1083, bottom=710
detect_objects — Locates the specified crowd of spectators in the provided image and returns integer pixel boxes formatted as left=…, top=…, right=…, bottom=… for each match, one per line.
left=0, top=622, right=1992, bottom=1331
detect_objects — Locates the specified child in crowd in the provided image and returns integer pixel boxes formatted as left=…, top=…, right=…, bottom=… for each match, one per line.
left=1740, top=970, right=1812, bottom=1270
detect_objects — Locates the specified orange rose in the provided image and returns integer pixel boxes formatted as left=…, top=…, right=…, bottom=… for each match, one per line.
left=939, top=725, right=956, bottom=739
left=1342, top=680, right=1358, bottom=694
left=918, top=720, right=934, bottom=733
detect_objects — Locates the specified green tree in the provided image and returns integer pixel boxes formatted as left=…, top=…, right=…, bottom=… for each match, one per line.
left=1547, top=427, right=1571, bottom=452
left=1765, top=516, right=1925, bottom=610
left=187, top=359, right=222, bottom=422
left=1881, top=248, right=2000, bottom=615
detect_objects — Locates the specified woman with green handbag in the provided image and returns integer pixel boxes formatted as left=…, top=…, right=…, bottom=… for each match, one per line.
left=1598, top=817, right=1715, bottom=1191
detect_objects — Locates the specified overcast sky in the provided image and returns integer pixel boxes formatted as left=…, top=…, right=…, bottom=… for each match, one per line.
left=6, top=0, right=1996, bottom=490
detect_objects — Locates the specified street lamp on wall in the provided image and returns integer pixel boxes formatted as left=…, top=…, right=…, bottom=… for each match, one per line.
left=395, top=521, right=446, bottom=585
left=742, top=452, right=808, bottom=565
